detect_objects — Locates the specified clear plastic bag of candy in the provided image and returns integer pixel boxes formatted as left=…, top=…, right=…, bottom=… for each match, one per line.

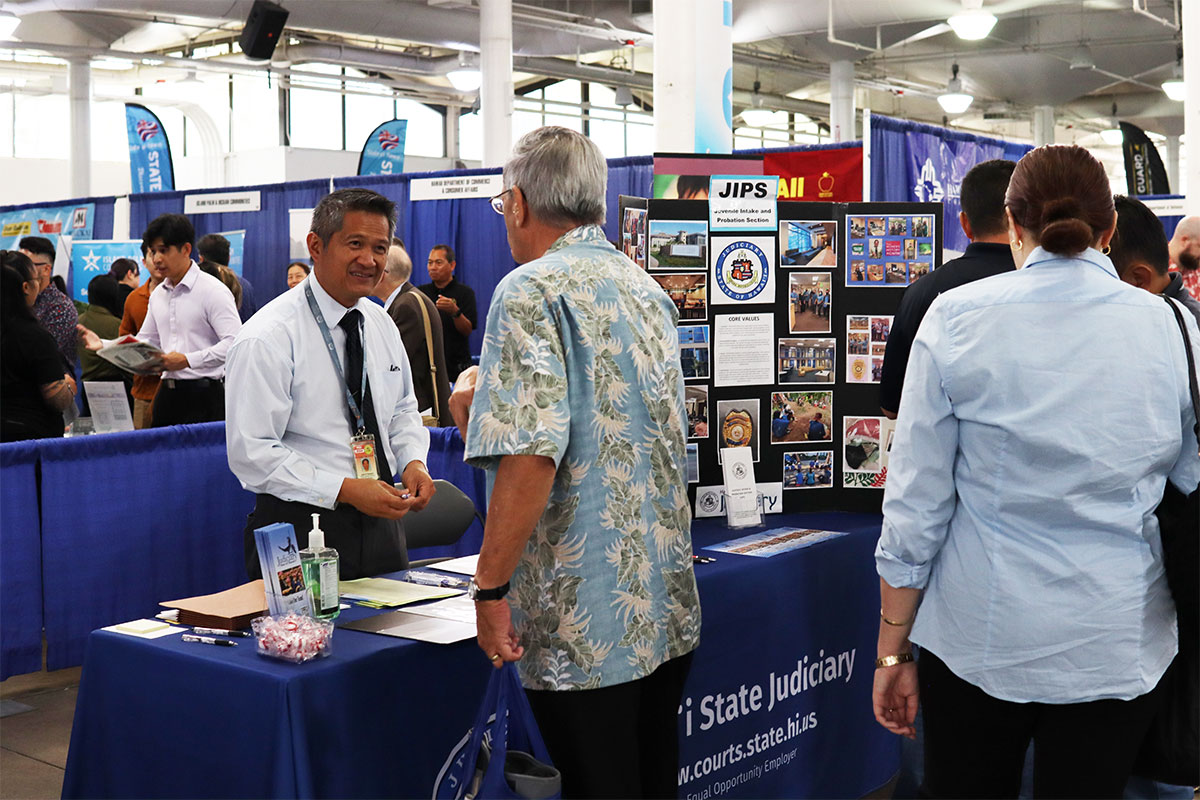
left=251, top=613, right=334, bottom=663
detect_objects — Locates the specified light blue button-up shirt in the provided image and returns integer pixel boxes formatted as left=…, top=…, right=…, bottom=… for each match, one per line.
left=877, top=246, right=1200, bottom=703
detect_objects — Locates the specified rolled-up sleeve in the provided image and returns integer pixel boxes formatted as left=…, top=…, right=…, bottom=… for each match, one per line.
left=876, top=298, right=961, bottom=589
left=225, top=335, right=346, bottom=507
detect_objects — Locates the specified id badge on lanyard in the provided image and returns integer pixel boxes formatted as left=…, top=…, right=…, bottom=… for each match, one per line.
left=351, top=433, right=379, bottom=480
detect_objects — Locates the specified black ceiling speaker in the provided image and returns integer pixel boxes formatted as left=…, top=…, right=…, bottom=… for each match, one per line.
left=239, top=0, right=289, bottom=61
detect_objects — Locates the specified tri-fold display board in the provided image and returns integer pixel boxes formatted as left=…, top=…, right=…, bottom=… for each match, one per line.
left=630, top=198, right=944, bottom=517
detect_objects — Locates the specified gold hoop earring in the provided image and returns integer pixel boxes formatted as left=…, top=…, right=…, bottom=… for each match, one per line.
left=1102, top=245, right=1111, bottom=255
left=1011, top=239, right=1022, bottom=249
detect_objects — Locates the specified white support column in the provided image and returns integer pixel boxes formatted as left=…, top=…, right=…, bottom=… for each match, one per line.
left=1185, top=11, right=1199, bottom=211
left=68, top=57, right=91, bottom=198
left=1166, top=134, right=1181, bottom=194
left=861, top=108, right=871, bottom=201
left=829, top=60, right=855, bottom=143
left=654, top=0, right=732, bottom=153
left=480, top=0, right=513, bottom=168
left=444, top=107, right=460, bottom=163
left=1031, top=105, right=1055, bottom=147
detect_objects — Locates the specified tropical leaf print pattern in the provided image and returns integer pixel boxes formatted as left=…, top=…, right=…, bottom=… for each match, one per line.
left=466, top=225, right=702, bottom=691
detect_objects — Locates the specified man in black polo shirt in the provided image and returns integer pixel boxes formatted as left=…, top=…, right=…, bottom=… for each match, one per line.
left=879, top=159, right=1017, bottom=418
left=418, top=243, right=477, bottom=381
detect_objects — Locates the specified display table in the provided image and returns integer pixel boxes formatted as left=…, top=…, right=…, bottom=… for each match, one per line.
left=62, top=512, right=898, bottom=799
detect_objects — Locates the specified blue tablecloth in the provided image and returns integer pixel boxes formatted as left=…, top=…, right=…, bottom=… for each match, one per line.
left=0, top=440, right=43, bottom=679
left=63, top=512, right=898, bottom=799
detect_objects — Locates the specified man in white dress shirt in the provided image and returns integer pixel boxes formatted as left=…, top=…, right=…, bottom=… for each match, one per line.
left=138, top=213, right=241, bottom=427
left=225, top=189, right=435, bottom=579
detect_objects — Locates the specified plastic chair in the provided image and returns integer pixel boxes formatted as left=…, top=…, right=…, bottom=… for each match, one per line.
left=405, top=479, right=483, bottom=567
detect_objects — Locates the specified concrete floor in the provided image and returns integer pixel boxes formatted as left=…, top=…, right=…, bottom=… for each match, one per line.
left=0, top=666, right=81, bottom=800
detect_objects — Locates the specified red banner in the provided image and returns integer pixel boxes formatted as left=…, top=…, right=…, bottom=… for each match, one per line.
left=763, top=147, right=863, bottom=202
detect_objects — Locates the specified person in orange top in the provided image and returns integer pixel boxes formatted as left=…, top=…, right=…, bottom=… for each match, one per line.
left=119, top=242, right=168, bottom=429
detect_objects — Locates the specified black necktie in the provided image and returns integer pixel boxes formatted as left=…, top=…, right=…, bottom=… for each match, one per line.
left=338, top=309, right=392, bottom=483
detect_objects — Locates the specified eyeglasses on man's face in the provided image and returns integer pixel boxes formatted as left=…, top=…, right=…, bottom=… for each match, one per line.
left=490, top=188, right=513, bottom=215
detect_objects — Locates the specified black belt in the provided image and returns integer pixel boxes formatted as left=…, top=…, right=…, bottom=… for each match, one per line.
left=162, top=377, right=224, bottom=390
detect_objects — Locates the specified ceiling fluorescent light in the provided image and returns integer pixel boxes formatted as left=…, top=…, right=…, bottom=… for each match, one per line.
left=947, top=0, right=996, bottom=41
left=0, top=10, right=19, bottom=40
left=937, top=63, right=973, bottom=114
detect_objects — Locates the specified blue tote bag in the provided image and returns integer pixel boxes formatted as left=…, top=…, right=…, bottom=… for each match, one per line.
left=436, top=663, right=561, bottom=800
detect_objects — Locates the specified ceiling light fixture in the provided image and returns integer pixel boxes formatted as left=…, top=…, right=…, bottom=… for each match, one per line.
left=1162, top=45, right=1184, bottom=102
left=937, top=63, right=973, bottom=114
left=613, top=85, right=633, bottom=107
left=0, top=9, right=18, bottom=40
left=178, top=69, right=202, bottom=85
left=741, top=80, right=774, bottom=127
left=1068, top=44, right=1095, bottom=71
left=947, top=0, right=997, bottom=41
left=1100, top=101, right=1123, bottom=145
left=446, top=52, right=481, bottom=92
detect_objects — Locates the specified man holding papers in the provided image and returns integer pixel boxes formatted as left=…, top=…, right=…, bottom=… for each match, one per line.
left=451, top=127, right=701, bottom=799
left=225, top=189, right=434, bottom=580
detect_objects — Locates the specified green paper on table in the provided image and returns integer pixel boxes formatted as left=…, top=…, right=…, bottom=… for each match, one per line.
left=338, top=577, right=461, bottom=607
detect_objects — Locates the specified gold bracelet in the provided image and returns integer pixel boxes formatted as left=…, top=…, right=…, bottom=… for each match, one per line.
left=875, top=653, right=915, bottom=669
left=880, top=609, right=913, bottom=626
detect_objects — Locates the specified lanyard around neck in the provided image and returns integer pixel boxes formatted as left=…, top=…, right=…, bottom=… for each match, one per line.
left=304, top=283, right=367, bottom=433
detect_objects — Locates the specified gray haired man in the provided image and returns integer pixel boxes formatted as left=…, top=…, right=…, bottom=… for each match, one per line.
left=450, top=126, right=702, bottom=799
left=225, top=188, right=435, bottom=579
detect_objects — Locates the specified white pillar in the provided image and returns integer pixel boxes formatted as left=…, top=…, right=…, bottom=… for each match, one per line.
left=1185, top=12, right=1199, bottom=212
left=1031, top=105, right=1055, bottom=147
left=480, top=0, right=512, bottom=168
left=445, top=107, right=460, bottom=163
left=653, top=0, right=732, bottom=153
left=861, top=108, right=871, bottom=201
left=829, top=60, right=855, bottom=143
left=1166, top=134, right=1181, bottom=194
left=68, top=57, right=91, bottom=198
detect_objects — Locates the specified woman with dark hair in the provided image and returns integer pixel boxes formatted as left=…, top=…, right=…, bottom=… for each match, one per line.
left=77, top=275, right=133, bottom=403
left=871, top=145, right=1199, bottom=798
left=286, top=261, right=310, bottom=289
left=1, top=250, right=77, bottom=441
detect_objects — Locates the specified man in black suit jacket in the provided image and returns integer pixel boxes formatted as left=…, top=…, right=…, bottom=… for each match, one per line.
left=373, top=241, right=453, bottom=426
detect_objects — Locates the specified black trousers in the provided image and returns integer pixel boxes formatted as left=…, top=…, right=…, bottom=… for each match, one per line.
left=525, top=652, right=693, bottom=800
left=243, top=493, right=407, bottom=580
left=151, top=380, right=225, bottom=427
left=919, top=648, right=1165, bottom=799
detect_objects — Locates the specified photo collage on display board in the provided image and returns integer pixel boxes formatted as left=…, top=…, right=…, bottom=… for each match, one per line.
left=845, top=213, right=935, bottom=287
left=643, top=197, right=939, bottom=511
left=845, top=314, right=892, bottom=384
left=843, top=416, right=895, bottom=489
left=620, top=206, right=647, bottom=268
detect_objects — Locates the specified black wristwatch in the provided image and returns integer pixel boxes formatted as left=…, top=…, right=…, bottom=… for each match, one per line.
left=467, top=578, right=510, bottom=602
left=454, top=310, right=463, bottom=318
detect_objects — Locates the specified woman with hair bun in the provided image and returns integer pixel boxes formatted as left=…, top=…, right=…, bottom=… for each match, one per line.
left=871, top=144, right=1199, bottom=798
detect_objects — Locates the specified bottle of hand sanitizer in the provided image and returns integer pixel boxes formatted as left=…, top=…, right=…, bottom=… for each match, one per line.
left=299, top=513, right=340, bottom=620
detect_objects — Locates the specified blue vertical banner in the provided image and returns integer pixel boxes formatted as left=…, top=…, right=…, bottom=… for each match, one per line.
left=69, top=240, right=143, bottom=303
left=357, top=120, right=408, bottom=176
left=216, top=229, right=247, bottom=277
left=124, top=103, right=176, bottom=193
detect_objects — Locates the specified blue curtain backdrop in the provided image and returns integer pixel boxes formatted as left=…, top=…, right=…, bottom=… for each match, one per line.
left=869, top=114, right=1032, bottom=252
left=0, top=440, right=42, bottom=680
left=1142, top=193, right=1185, bottom=239
left=128, top=178, right=331, bottom=304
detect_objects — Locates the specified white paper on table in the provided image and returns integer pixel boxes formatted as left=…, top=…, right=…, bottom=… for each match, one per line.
left=721, top=447, right=761, bottom=528
left=102, top=618, right=185, bottom=639
left=346, top=610, right=477, bottom=644
left=431, top=554, right=479, bottom=576
left=713, top=313, right=775, bottom=387
left=403, top=594, right=477, bottom=626
left=83, top=381, right=135, bottom=433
